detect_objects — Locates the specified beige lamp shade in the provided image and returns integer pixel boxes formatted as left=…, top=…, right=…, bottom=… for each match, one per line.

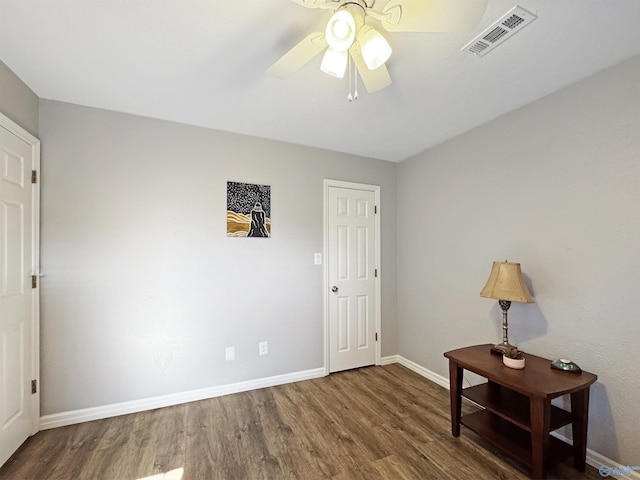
left=480, top=261, right=534, bottom=303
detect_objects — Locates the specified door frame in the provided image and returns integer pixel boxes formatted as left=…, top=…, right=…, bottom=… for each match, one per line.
left=323, top=179, right=381, bottom=375
left=0, top=112, right=40, bottom=435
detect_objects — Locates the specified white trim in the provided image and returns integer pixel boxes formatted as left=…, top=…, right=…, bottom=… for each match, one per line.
left=0, top=112, right=39, bottom=146
left=40, top=367, right=325, bottom=430
left=31, top=140, right=41, bottom=436
left=0, top=111, right=40, bottom=435
left=380, top=354, right=400, bottom=365
left=323, top=182, right=329, bottom=375
left=385, top=355, right=636, bottom=479
left=323, top=180, right=381, bottom=375
left=395, top=355, right=450, bottom=389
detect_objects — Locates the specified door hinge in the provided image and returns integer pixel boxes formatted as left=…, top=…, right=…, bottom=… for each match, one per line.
left=374, top=205, right=378, bottom=214
left=31, top=379, right=37, bottom=394
left=375, top=269, right=378, bottom=278
left=375, top=333, right=378, bottom=341
left=31, top=275, right=37, bottom=289
left=31, top=170, right=37, bottom=184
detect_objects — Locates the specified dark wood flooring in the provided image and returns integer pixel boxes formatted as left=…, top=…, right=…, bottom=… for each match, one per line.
left=0, top=364, right=602, bottom=479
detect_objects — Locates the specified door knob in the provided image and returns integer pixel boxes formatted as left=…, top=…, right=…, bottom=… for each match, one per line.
left=331, top=286, right=338, bottom=293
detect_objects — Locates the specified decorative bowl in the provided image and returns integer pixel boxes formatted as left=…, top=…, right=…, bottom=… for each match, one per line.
left=503, top=354, right=525, bottom=369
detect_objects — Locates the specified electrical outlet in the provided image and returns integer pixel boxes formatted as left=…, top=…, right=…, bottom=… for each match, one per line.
left=225, top=346, right=235, bottom=361
left=259, top=341, right=268, bottom=356
left=314, top=253, right=322, bottom=265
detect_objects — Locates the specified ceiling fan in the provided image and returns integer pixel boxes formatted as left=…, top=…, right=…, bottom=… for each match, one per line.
left=267, top=0, right=489, bottom=95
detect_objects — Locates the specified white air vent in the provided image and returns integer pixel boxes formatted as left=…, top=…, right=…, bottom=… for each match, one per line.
left=462, top=6, right=537, bottom=57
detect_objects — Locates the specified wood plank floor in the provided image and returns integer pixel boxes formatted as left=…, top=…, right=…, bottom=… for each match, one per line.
left=0, top=364, right=602, bottom=480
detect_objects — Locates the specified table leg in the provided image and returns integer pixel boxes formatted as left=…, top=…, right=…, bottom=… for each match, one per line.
left=530, top=396, right=551, bottom=479
left=449, top=361, right=463, bottom=437
left=571, top=387, right=590, bottom=471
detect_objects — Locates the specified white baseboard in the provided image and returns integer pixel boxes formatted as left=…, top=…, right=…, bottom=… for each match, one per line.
left=380, top=354, right=400, bottom=365
left=40, top=367, right=326, bottom=431
left=388, top=355, right=639, bottom=480
left=395, top=355, right=450, bottom=389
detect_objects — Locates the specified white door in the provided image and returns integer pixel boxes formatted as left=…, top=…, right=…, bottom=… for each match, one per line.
left=327, top=183, right=379, bottom=373
left=0, top=119, right=39, bottom=467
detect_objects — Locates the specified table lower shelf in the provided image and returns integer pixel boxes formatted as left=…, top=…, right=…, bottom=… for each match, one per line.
left=461, top=410, right=574, bottom=471
left=462, top=383, right=573, bottom=432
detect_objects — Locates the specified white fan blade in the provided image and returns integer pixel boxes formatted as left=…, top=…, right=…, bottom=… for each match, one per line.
left=289, top=0, right=326, bottom=9
left=267, top=33, right=327, bottom=79
left=350, top=50, right=392, bottom=93
left=381, top=0, right=488, bottom=32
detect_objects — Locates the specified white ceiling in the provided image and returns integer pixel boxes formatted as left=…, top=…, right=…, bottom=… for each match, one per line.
left=2, top=0, right=640, bottom=162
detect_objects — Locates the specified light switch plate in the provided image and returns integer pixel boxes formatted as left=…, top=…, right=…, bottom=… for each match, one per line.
left=225, top=346, right=235, bottom=361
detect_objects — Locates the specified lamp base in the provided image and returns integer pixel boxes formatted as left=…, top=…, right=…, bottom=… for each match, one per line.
left=490, top=342, right=518, bottom=356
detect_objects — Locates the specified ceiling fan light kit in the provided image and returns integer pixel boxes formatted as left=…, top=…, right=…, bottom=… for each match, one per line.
left=320, top=48, right=349, bottom=78
left=322, top=2, right=392, bottom=85
left=325, top=7, right=361, bottom=51
left=268, top=0, right=489, bottom=98
left=357, top=25, right=392, bottom=70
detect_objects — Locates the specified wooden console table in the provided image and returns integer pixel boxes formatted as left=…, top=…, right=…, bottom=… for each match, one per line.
left=444, top=344, right=597, bottom=479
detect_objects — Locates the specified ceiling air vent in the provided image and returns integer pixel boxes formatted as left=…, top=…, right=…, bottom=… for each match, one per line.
left=462, top=6, right=537, bottom=57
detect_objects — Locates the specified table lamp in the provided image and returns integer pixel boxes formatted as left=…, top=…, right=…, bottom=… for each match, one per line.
left=480, top=261, right=534, bottom=355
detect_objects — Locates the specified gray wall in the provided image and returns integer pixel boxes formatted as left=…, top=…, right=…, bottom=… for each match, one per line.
left=397, top=54, right=640, bottom=465
left=0, top=60, right=39, bottom=136
left=39, top=99, right=397, bottom=415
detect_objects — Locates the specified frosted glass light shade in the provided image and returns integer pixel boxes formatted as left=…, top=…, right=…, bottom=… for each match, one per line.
left=357, top=25, right=392, bottom=70
left=325, top=10, right=357, bottom=52
left=320, top=48, right=348, bottom=78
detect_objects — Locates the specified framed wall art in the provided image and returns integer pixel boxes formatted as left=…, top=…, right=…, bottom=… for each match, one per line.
left=226, top=181, right=271, bottom=238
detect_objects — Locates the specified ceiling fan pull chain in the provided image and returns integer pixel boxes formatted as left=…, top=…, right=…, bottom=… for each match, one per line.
left=353, top=60, right=359, bottom=100
left=347, top=53, right=353, bottom=102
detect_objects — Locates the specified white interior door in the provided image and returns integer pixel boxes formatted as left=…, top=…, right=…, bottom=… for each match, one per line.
left=0, top=118, right=39, bottom=467
left=326, top=183, right=379, bottom=373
